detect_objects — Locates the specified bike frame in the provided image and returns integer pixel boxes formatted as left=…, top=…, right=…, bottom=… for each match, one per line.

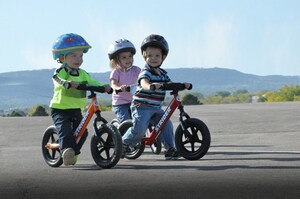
left=143, top=90, right=190, bottom=145
left=46, top=91, right=103, bottom=150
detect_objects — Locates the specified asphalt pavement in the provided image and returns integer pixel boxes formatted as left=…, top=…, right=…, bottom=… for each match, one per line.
left=0, top=102, right=300, bottom=199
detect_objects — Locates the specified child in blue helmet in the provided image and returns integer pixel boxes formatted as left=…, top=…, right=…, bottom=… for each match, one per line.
left=108, top=39, right=141, bottom=123
left=50, top=33, right=111, bottom=166
left=122, top=34, right=191, bottom=160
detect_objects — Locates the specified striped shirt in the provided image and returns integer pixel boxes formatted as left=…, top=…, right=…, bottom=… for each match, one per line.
left=133, top=65, right=171, bottom=107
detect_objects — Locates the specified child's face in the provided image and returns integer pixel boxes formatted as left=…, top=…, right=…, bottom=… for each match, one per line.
left=145, top=47, right=163, bottom=67
left=64, top=50, right=84, bottom=69
left=117, top=51, right=133, bottom=69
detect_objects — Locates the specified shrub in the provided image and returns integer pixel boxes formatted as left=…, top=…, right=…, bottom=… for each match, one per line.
left=181, top=93, right=200, bottom=105
left=28, top=105, right=49, bottom=116
left=9, top=109, right=26, bottom=117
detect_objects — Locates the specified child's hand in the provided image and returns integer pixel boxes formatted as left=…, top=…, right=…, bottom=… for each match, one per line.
left=104, top=85, right=112, bottom=93
left=150, top=83, right=162, bottom=90
left=70, top=81, right=79, bottom=89
left=184, top=82, right=192, bottom=90
left=120, top=85, right=128, bottom=92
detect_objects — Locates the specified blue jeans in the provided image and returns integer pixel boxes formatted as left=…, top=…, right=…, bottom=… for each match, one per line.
left=113, top=103, right=131, bottom=123
left=51, top=108, right=88, bottom=155
left=122, top=104, right=175, bottom=150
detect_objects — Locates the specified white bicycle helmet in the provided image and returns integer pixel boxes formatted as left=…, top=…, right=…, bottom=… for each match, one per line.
left=108, top=39, right=136, bottom=60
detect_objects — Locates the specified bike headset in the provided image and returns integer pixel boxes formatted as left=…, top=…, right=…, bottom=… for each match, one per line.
left=140, top=34, right=169, bottom=68
left=108, top=39, right=136, bottom=71
left=52, top=33, right=92, bottom=64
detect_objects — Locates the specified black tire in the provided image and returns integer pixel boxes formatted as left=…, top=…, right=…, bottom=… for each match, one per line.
left=150, top=140, right=162, bottom=154
left=175, top=118, right=211, bottom=160
left=90, top=124, right=122, bottom=168
left=118, top=120, right=145, bottom=159
left=41, top=125, right=63, bottom=167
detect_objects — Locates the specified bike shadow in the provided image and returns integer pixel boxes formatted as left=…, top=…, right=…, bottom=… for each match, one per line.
left=71, top=144, right=300, bottom=171
left=72, top=163, right=300, bottom=171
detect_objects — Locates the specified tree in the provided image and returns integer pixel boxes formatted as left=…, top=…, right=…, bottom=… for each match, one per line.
left=28, top=105, right=49, bottom=116
left=265, top=85, right=300, bottom=102
left=181, top=93, right=200, bottom=105
left=8, top=109, right=26, bottom=117
left=233, top=89, right=248, bottom=95
left=216, top=91, right=231, bottom=97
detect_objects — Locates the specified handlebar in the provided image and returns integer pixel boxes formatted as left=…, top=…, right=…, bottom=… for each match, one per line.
left=115, top=86, right=131, bottom=94
left=150, top=82, right=193, bottom=91
left=77, top=84, right=113, bottom=94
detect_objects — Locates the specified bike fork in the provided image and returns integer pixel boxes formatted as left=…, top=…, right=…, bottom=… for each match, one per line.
left=178, top=106, right=192, bottom=139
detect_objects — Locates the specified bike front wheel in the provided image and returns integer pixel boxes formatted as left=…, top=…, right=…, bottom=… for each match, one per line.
left=90, top=124, right=122, bottom=168
left=175, top=118, right=211, bottom=160
left=41, top=125, right=63, bottom=167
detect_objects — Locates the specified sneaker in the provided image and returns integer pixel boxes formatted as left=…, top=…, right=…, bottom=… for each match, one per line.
left=164, top=147, right=180, bottom=160
left=71, top=155, right=78, bottom=165
left=121, top=144, right=131, bottom=159
left=62, top=148, right=75, bottom=166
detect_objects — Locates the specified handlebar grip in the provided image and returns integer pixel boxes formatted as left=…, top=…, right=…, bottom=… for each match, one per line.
left=77, top=84, right=106, bottom=93
left=151, top=83, right=191, bottom=91
left=77, top=84, right=88, bottom=90
left=115, top=86, right=131, bottom=94
left=107, top=88, right=113, bottom=94
left=161, top=83, right=185, bottom=91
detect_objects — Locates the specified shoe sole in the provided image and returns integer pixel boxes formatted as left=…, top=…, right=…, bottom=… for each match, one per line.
left=72, top=155, right=78, bottom=165
left=62, top=148, right=75, bottom=166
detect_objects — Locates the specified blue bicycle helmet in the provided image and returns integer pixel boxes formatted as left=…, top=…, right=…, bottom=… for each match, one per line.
left=52, top=33, right=91, bottom=60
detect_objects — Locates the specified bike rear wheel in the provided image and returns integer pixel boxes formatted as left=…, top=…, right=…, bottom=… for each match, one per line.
left=175, top=118, right=211, bottom=160
left=90, top=124, right=122, bottom=168
left=118, top=120, right=145, bottom=159
left=41, top=125, right=63, bottom=167
left=149, top=140, right=162, bottom=154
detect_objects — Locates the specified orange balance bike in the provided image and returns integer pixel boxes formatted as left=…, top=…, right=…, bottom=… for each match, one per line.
left=42, top=84, right=122, bottom=168
left=118, top=82, right=211, bottom=160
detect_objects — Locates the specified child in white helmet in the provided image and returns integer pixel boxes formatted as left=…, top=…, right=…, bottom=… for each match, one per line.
left=108, top=39, right=141, bottom=123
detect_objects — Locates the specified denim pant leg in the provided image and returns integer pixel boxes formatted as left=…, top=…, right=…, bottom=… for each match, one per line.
left=113, top=103, right=131, bottom=123
left=51, top=109, right=87, bottom=155
left=160, top=120, right=175, bottom=150
left=72, top=110, right=88, bottom=155
left=122, top=105, right=156, bottom=147
left=152, top=109, right=175, bottom=150
left=51, top=109, right=77, bottom=154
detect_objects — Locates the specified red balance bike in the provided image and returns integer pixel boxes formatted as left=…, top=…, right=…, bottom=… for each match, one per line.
left=119, top=82, right=211, bottom=160
left=42, top=84, right=123, bottom=168
left=111, top=85, right=163, bottom=155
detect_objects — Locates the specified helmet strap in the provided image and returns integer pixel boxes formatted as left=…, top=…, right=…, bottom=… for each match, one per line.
left=116, top=57, right=133, bottom=72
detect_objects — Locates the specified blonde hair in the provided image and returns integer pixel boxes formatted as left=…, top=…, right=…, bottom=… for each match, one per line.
left=110, top=58, right=119, bottom=69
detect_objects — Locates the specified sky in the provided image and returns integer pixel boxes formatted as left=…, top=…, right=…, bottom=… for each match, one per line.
left=1, top=0, right=300, bottom=76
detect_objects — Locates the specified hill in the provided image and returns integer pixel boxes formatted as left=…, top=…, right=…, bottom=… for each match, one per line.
left=0, top=67, right=299, bottom=111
